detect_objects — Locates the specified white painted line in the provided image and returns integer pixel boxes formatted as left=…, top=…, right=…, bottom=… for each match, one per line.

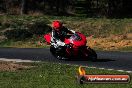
left=81, top=66, right=97, bottom=69
left=117, top=70, right=124, bottom=72
left=70, top=64, right=132, bottom=73
left=126, top=71, right=132, bottom=73
left=0, top=58, right=132, bottom=73
left=58, top=63, right=62, bottom=65
left=74, top=65, right=79, bottom=66
left=0, top=58, right=38, bottom=62
left=99, top=68, right=105, bottom=70
left=65, top=63, right=70, bottom=65
left=107, top=69, right=114, bottom=70
left=88, top=67, right=97, bottom=68
left=64, top=63, right=132, bottom=73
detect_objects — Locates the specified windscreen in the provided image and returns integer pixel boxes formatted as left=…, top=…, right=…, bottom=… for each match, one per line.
left=69, top=33, right=81, bottom=41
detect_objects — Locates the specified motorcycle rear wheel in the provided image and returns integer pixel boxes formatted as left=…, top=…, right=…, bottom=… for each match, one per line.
left=86, top=47, right=97, bottom=61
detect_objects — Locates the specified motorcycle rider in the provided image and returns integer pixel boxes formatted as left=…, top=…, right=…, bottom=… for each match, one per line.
left=50, top=20, right=75, bottom=59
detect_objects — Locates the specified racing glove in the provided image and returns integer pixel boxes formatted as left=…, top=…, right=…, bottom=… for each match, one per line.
left=65, top=44, right=73, bottom=48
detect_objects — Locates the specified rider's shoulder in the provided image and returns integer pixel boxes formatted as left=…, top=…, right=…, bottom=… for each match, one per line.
left=62, top=26, right=68, bottom=31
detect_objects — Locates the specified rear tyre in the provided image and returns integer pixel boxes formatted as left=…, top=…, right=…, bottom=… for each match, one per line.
left=87, top=47, right=97, bottom=61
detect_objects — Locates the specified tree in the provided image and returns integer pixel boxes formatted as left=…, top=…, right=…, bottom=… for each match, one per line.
left=21, top=0, right=28, bottom=14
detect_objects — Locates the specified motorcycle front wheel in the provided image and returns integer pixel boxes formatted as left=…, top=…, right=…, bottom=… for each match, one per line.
left=50, top=46, right=66, bottom=60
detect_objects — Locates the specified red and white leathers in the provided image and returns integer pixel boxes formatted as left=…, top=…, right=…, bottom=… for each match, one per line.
left=51, top=26, right=75, bottom=48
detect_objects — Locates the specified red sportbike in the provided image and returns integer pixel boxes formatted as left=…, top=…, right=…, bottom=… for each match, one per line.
left=44, top=32, right=97, bottom=61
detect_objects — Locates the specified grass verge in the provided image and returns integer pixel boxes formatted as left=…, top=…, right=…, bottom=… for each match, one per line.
left=0, top=39, right=49, bottom=48
left=0, top=15, right=131, bottom=51
left=118, top=46, right=132, bottom=52
left=0, top=61, right=131, bottom=88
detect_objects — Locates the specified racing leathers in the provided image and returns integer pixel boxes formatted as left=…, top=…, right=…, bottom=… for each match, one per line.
left=51, top=26, right=75, bottom=48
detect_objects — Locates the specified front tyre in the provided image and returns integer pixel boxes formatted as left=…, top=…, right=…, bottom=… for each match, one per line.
left=50, top=46, right=66, bottom=60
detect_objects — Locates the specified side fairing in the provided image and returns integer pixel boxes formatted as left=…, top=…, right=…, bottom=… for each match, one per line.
left=44, top=33, right=51, bottom=44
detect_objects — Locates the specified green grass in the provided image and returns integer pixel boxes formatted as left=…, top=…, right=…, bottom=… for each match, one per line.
left=0, top=15, right=132, bottom=37
left=0, top=39, right=131, bottom=52
left=0, top=39, right=49, bottom=48
left=118, top=46, right=132, bottom=52
left=0, top=62, right=131, bottom=88
left=92, top=45, right=132, bottom=52
left=0, top=40, right=14, bottom=47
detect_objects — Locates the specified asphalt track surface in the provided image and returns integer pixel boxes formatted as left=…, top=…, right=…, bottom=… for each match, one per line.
left=0, top=48, right=132, bottom=71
